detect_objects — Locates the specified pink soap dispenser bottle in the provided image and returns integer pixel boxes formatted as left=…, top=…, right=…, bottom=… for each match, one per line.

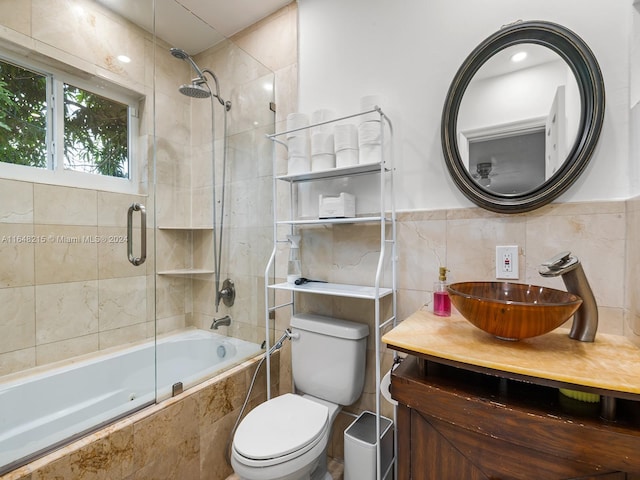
left=433, top=266, right=451, bottom=317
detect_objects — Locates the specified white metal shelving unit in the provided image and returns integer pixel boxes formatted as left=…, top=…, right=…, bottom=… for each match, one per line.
left=263, top=107, right=397, bottom=480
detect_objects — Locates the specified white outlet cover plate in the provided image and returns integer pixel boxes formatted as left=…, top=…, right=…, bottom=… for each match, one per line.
left=496, top=245, right=519, bottom=279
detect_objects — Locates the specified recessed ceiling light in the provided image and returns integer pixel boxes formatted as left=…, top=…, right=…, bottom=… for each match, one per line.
left=117, top=55, right=131, bottom=63
left=511, top=51, right=527, bottom=63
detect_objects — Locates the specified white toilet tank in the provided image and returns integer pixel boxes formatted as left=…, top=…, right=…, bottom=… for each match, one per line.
left=290, top=313, right=369, bottom=406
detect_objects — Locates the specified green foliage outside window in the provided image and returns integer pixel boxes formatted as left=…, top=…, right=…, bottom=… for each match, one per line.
left=64, top=84, right=128, bottom=178
left=0, top=59, right=129, bottom=178
left=0, top=61, right=47, bottom=168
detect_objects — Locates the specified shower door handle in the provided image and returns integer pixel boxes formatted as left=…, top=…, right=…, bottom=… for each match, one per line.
left=127, top=203, right=147, bottom=266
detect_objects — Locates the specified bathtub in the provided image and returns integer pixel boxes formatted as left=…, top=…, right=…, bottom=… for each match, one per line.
left=0, top=328, right=262, bottom=473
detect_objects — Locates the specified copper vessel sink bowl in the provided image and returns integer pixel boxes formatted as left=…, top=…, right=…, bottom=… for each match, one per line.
left=447, top=281, right=583, bottom=340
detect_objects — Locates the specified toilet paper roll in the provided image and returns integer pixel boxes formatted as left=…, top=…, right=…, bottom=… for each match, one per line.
left=358, top=120, right=381, bottom=146
left=360, top=94, right=384, bottom=122
left=288, top=155, right=311, bottom=175
left=336, top=148, right=359, bottom=168
left=287, top=133, right=309, bottom=157
left=380, top=370, right=397, bottom=406
left=333, top=123, right=358, bottom=151
left=311, top=153, right=335, bottom=171
left=310, top=109, right=335, bottom=133
left=311, top=132, right=335, bottom=155
left=359, top=143, right=382, bottom=165
left=286, top=112, right=309, bottom=136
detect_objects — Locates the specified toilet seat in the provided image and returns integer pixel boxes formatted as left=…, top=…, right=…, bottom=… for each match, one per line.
left=233, top=393, right=329, bottom=466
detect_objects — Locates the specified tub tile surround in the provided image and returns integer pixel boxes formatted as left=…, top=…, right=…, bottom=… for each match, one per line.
left=0, top=182, right=154, bottom=376
left=0, top=353, right=280, bottom=480
left=0, top=0, right=156, bottom=377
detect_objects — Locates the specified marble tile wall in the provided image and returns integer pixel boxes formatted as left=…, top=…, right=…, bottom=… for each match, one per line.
left=188, top=3, right=298, bottom=354
left=0, top=179, right=154, bottom=376
left=0, top=0, right=157, bottom=376
left=626, top=195, right=640, bottom=346
left=0, top=352, right=280, bottom=480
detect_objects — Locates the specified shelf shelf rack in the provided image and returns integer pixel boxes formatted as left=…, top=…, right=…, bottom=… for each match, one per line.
left=263, top=106, right=397, bottom=480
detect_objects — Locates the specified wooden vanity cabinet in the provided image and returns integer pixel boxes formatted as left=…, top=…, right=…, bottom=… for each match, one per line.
left=392, top=357, right=640, bottom=480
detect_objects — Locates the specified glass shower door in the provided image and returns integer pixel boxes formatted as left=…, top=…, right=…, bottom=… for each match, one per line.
left=0, top=0, right=156, bottom=473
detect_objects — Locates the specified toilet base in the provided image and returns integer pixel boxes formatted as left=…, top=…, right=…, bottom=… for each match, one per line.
left=233, top=447, right=329, bottom=480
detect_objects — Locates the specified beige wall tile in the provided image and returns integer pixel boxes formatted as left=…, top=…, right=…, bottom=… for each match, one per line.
left=0, top=224, right=35, bottom=288
left=0, top=179, right=33, bottom=223
left=33, top=185, right=97, bottom=226
left=99, top=276, right=148, bottom=331
left=155, top=274, right=187, bottom=319
left=0, top=286, right=35, bottom=354
left=397, top=218, right=446, bottom=293
left=525, top=211, right=625, bottom=308
left=36, top=334, right=99, bottom=365
left=97, top=226, right=144, bottom=279
left=155, top=229, right=190, bottom=272
left=230, top=3, right=297, bottom=72
left=34, top=225, right=98, bottom=284
left=31, top=0, right=147, bottom=83
left=35, top=281, right=99, bottom=345
left=97, top=192, right=148, bottom=228
left=0, top=347, right=35, bottom=377
left=626, top=195, right=640, bottom=343
left=0, top=0, right=31, bottom=35
left=99, top=324, right=148, bottom=351
left=446, top=215, right=527, bottom=281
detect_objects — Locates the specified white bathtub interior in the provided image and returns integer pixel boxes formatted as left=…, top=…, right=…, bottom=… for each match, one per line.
left=0, top=328, right=262, bottom=473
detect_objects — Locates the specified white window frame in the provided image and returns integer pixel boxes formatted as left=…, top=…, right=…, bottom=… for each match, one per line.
left=0, top=50, right=142, bottom=194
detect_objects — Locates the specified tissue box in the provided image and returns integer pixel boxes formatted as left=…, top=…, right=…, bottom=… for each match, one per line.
left=319, top=193, right=355, bottom=218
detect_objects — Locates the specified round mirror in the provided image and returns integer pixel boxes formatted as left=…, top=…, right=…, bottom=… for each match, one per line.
left=441, top=21, right=605, bottom=213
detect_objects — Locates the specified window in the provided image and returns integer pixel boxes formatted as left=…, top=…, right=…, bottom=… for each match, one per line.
left=0, top=61, right=48, bottom=169
left=0, top=54, right=139, bottom=191
left=63, top=84, right=129, bottom=178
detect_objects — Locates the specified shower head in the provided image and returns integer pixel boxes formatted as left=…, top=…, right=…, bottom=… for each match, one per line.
left=169, top=47, right=205, bottom=79
left=170, top=47, right=231, bottom=110
left=179, top=81, right=211, bottom=98
left=169, top=47, right=189, bottom=60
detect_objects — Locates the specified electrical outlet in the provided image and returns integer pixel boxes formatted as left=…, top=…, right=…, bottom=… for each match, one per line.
left=496, top=245, right=519, bottom=279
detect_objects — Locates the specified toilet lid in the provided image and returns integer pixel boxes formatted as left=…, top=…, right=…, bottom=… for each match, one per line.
left=234, top=393, right=329, bottom=460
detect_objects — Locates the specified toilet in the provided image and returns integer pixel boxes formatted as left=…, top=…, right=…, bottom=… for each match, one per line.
left=231, top=313, right=369, bottom=480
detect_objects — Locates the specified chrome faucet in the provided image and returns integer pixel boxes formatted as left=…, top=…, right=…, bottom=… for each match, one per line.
left=210, top=315, right=231, bottom=330
left=538, top=251, right=598, bottom=342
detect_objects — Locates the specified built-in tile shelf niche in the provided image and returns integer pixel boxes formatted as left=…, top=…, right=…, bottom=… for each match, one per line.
left=157, top=226, right=215, bottom=276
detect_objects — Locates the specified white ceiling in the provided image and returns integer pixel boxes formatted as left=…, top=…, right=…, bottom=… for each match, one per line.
left=97, top=0, right=291, bottom=55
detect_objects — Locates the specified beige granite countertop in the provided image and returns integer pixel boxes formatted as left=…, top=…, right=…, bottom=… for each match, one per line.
left=382, top=308, right=640, bottom=397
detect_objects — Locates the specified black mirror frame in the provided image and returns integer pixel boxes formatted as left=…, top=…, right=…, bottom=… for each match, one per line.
left=441, top=21, right=605, bottom=214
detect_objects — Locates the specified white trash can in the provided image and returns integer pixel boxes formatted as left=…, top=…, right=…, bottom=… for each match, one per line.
left=344, top=411, right=394, bottom=480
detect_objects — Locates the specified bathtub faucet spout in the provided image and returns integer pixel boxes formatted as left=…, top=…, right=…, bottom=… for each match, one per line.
left=211, top=315, right=231, bottom=330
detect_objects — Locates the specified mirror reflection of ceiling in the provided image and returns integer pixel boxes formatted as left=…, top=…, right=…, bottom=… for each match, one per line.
left=96, top=0, right=292, bottom=54
left=457, top=43, right=581, bottom=192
